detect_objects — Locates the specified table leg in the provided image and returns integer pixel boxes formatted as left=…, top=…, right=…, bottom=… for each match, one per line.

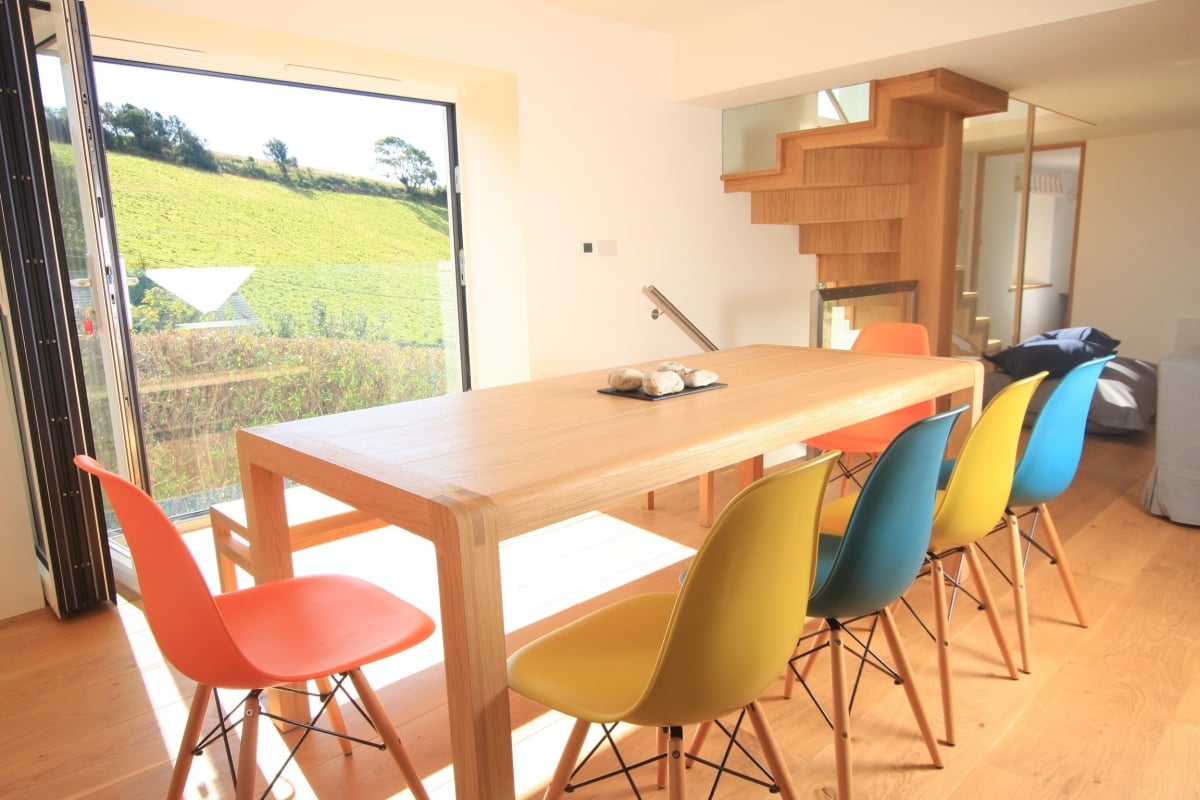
left=237, top=452, right=308, bottom=723
left=946, top=359, right=984, bottom=454
left=431, top=500, right=516, bottom=800
left=737, top=454, right=764, bottom=489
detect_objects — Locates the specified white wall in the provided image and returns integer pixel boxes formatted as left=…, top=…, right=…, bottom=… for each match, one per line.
left=1073, top=127, right=1200, bottom=363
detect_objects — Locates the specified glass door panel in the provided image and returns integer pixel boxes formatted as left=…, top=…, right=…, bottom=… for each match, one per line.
left=960, top=98, right=1086, bottom=355
left=91, top=62, right=468, bottom=519
left=1018, top=143, right=1082, bottom=340
left=33, top=0, right=146, bottom=589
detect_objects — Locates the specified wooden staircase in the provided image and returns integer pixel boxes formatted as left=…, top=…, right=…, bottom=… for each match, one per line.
left=952, top=265, right=1002, bottom=357
left=721, top=69, right=1008, bottom=357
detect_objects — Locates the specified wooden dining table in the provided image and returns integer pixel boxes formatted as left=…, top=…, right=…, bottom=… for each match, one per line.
left=235, top=343, right=982, bottom=799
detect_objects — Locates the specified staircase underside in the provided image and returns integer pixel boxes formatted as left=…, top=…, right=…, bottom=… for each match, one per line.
left=722, top=69, right=1008, bottom=357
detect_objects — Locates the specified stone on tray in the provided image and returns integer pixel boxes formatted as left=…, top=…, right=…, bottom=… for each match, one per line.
left=607, top=368, right=645, bottom=392
left=643, top=370, right=685, bottom=396
left=657, top=361, right=689, bottom=376
left=682, top=368, right=719, bottom=388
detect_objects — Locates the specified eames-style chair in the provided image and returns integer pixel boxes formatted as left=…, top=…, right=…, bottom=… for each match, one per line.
left=780, top=405, right=966, bottom=799
left=918, top=372, right=1045, bottom=745
left=806, top=322, right=937, bottom=494
left=507, top=451, right=840, bottom=800
left=995, top=354, right=1114, bottom=672
left=74, top=455, right=435, bottom=800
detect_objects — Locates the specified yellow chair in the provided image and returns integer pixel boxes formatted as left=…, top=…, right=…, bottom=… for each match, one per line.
left=508, top=451, right=840, bottom=799
left=921, top=372, right=1045, bottom=745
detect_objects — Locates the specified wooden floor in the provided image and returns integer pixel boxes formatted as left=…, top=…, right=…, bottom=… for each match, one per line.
left=2, top=429, right=1197, bottom=799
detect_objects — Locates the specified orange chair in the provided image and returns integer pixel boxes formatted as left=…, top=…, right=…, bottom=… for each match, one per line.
left=669, top=322, right=935, bottom=527
left=74, top=455, right=435, bottom=800
left=806, top=321, right=936, bottom=494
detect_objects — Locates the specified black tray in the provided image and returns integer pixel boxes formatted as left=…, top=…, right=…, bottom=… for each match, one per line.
left=597, top=382, right=727, bottom=402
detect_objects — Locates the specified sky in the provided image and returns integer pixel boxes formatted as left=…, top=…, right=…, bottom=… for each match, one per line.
left=61, top=60, right=452, bottom=185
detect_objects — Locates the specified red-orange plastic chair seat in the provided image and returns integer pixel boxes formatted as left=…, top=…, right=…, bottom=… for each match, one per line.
left=806, top=321, right=936, bottom=457
left=805, top=405, right=933, bottom=455
left=211, top=575, right=435, bottom=689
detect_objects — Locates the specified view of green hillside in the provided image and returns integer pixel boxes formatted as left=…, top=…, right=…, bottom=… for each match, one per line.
left=105, top=150, right=453, bottom=346
left=78, top=147, right=460, bottom=510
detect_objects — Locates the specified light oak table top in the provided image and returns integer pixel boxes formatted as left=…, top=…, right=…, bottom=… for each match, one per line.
left=236, top=344, right=982, bottom=799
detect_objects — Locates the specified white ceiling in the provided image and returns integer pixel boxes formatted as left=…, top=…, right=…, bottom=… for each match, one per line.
left=532, top=0, right=1200, bottom=142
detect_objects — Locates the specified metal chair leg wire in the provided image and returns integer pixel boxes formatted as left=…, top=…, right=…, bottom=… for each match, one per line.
left=564, top=716, right=785, bottom=799
left=787, top=616, right=905, bottom=726
left=193, top=672, right=388, bottom=800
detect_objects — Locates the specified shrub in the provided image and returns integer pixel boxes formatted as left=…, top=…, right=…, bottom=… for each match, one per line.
left=132, top=328, right=446, bottom=504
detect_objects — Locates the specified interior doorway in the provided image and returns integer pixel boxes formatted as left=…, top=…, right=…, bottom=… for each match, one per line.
left=958, top=97, right=1086, bottom=356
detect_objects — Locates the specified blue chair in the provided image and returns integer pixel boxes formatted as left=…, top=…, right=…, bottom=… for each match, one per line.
left=783, top=405, right=966, bottom=800
left=1000, top=354, right=1114, bottom=672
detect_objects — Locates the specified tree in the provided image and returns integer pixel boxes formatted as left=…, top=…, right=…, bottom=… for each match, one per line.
left=99, top=103, right=218, bottom=171
left=373, top=136, right=437, bottom=193
left=264, top=138, right=296, bottom=181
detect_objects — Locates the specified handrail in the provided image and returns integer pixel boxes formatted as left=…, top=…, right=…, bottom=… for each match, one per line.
left=642, top=285, right=719, bottom=352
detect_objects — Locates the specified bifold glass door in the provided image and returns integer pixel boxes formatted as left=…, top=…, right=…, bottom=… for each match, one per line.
left=0, top=0, right=137, bottom=614
left=4, top=0, right=469, bottom=608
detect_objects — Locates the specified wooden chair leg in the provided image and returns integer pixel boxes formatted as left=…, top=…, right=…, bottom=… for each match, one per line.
left=879, top=607, right=942, bottom=767
left=783, top=621, right=829, bottom=699
left=746, top=699, right=798, bottom=800
left=962, top=544, right=1019, bottom=680
left=168, top=684, right=212, bottom=800
left=1038, top=504, right=1089, bottom=627
left=698, top=472, right=716, bottom=527
left=800, top=624, right=829, bottom=680
left=930, top=555, right=955, bottom=746
left=783, top=644, right=798, bottom=699
left=738, top=456, right=763, bottom=488
left=667, top=725, right=686, bottom=800
left=828, top=621, right=853, bottom=800
left=346, top=668, right=430, bottom=800
left=685, top=721, right=710, bottom=768
left=656, top=726, right=668, bottom=787
left=315, top=675, right=353, bottom=756
left=1006, top=512, right=1032, bottom=674
left=235, top=690, right=263, bottom=800
left=541, top=718, right=589, bottom=800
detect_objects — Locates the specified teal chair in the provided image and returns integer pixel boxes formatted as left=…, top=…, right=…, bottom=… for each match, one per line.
left=783, top=405, right=966, bottom=800
left=1000, top=354, right=1114, bottom=671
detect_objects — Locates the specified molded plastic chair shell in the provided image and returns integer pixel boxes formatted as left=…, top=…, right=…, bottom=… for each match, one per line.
left=806, top=322, right=937, bottom=477
left=1010, top=355, right=1114, bottom=508
left=794, top=405, right=966, bottom=799
left=809, top=405, right=967, bottom=620
left=507, top=450, right=840, bottom=800
left=73, top=455, right=435, bottom=800
left=928, top=372, right=1046, bottom=553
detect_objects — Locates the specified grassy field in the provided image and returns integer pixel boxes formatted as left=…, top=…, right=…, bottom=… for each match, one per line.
left=105, top=151, right=453, bottom=345
left=86, top=150, right=459, bottom=509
